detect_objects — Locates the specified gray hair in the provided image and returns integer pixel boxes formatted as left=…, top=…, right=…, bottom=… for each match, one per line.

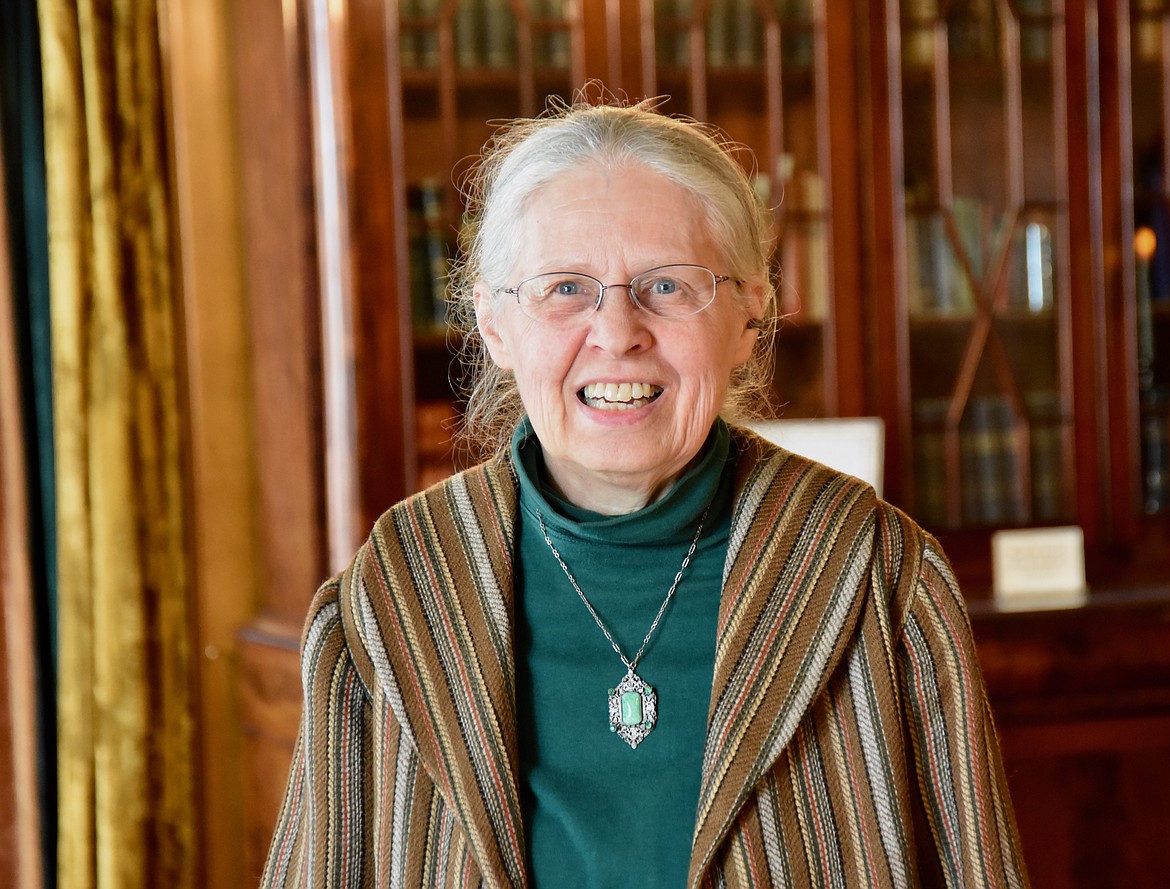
left=449, top=95, right=777, bottom=461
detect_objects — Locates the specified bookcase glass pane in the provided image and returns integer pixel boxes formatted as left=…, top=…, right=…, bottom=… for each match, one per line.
left=1132, top=0, right=1170, bottom=514
left=899, top=0, right=1072, bottom=529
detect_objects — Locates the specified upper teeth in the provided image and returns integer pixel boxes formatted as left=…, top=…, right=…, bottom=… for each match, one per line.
left=582, top=382, right=660, bottom=403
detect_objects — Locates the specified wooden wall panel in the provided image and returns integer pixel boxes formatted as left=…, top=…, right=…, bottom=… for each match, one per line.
left=162, top=0, right=262, bottom=884
left=230, top=0, right=330, bottom=871
left=232, top=0, right=328, bottom=626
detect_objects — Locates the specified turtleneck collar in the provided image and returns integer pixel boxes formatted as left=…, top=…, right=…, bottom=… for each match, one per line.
left=510, top=416, right=732, bottom=546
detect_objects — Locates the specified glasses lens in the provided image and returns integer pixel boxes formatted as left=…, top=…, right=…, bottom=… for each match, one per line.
left=517, top=273, right=601, bottom=322
left=631, top=265, right=717, bottom=317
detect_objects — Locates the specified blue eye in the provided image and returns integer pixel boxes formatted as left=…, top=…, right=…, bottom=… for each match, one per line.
left=647, top=277, right=681, bottom=295
left=552, top=279, right=583, bottom=296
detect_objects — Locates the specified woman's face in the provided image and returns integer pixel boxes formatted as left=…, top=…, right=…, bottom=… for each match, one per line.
left=475, top=162, right=764, bottom=514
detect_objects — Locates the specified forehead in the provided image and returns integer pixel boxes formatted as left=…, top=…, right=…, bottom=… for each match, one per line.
left=510, top=163, right=721, bottom=274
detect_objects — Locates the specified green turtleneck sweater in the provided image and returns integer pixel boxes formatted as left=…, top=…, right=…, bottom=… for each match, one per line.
left=512, top=418, right=735, bottom=888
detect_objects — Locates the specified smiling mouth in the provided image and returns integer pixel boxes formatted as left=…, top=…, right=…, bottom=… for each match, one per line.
left=578, top=382, right=664, bottom=410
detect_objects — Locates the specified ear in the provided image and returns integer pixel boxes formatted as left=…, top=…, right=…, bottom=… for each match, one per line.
left=474, top=282, right=514, bottom=370
left=733, top=276, right=768, bottom=365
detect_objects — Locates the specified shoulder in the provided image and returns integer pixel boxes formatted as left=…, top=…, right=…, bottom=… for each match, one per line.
left=329, top=455, right=520, bottom=698
left=726, top=422, right=879, bottom=527
left=370, top=454, right=519, bottom=546
left=726, top=423, right=946, bottom=599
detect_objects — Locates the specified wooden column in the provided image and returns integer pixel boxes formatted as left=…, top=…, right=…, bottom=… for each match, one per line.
left=230, top=0, right=328, bottom=874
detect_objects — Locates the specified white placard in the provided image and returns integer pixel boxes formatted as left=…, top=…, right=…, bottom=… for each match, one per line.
left=743, top=418, right=885, bottom=497
left=991, top=526, right=1087, bottom=609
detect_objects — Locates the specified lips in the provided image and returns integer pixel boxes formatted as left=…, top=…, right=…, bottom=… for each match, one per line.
left=579, top=381, right=663, bottom=410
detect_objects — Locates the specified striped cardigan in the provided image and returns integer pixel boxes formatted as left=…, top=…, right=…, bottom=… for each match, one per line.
left=261, top=428, right=1029, bottom=888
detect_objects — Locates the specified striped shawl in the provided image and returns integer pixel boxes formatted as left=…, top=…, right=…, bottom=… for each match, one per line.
left=261, top=428, right=1029, bottom=888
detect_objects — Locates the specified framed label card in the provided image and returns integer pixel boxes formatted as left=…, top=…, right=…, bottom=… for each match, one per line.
left=991, top=526, right=1088, bottom=610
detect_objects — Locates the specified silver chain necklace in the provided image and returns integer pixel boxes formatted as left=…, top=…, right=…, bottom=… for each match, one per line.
left=536, top=505, right=710, bottom=750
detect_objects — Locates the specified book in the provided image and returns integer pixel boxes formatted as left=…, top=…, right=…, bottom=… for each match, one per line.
left=960, top=394, right=1025, bottom=526
left=1141, top=389, right=1170, bottom=514
left=455, top=0, right=482, bottom=68
left=730, top=0, right=761, bottom=66
left=906, top=211, right=958, bottom=315
left=1026, top=389, right=1066, bottom=521
left=912, top=396, right=951, bottom=527
left=415, top=0, right=441, bottom=66
left=535, top=0, right=571, bottom=69
left=482, top=0, right=517, bottom=68
left=780, top=0, right=814, bottom=68
left=399, top=0, right=419, bottom=68
left=1016, top=0, right=1052, bottom=63
left=408, top=179, right=451, bottom=331
left=706, top=0, right=729, bottom=68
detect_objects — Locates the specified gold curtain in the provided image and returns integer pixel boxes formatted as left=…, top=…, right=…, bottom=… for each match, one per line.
left=38, top=1, right=195, bottom=887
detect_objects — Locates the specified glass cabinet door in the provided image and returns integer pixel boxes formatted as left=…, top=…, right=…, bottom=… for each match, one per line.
left=1130, top=0, right=1170, bottom=515
left=895, top=0, right=1073, bottom=530
left=650, top=0, right=852, bottom=418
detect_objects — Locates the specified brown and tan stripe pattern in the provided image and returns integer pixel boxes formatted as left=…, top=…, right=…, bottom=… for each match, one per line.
left=261, top=427, right=1029, bottom=888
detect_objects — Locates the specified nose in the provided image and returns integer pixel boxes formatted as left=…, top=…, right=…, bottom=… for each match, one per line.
left=586, top=283, right=651, bottom=355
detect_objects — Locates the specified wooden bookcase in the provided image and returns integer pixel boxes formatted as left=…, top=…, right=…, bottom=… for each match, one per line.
left=227, top=0, right=1170, bottom=882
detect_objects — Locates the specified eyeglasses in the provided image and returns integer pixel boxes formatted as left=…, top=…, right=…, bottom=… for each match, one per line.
left=499, top=264, right=734, bottom=323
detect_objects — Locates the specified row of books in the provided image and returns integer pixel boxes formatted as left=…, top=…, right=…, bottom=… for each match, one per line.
left=399, top=0, right=567, bottom=70
left=399, top=0, right=817, bottom=71
left=408, top=179, right=452, bottom=332
left=772, top=168, right=829, bottom=321
left=901, top=0, right=1054, bottom=67
left=912, top=391, right=1067, bottom=528
left=905, top=200, right=1055, bottom=317
left=655, top=0, right=814, bottom=69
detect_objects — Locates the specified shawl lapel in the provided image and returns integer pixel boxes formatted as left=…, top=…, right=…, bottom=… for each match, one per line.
left=339, top=456, right=528, bottom=889
left=687, top=431, right=877, bottom=887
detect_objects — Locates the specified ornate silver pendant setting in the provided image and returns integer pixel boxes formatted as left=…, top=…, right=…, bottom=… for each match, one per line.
left=608, top=669, right=657, bottom=749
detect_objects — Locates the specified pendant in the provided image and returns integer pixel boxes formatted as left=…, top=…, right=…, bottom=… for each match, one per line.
left=608, top=669, right=657, bottom=749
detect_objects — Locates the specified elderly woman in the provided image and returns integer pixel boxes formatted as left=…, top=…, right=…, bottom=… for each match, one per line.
left=261, top=99, right=1029, bottom=888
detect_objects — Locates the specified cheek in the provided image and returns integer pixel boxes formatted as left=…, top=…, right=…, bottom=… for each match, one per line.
left=509, top=329, right=583, bottom=401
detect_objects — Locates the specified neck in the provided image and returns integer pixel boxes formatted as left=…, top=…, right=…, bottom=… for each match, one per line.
left=541, top=458, right=697, bottom=516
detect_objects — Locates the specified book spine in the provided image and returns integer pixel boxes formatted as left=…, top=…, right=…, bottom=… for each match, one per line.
left=1026, top=389, right=1066, bottom=521
left=482, top=0, right=517, bottom=68
left=416, top=180, right=451, bottom=330
left=455, top=0, right=481, bottom=67
left=960, top=394, right=1024, bottom=526
left=1141, top=394, right=1170, bottom=514
left=730, top=0, right=760, bottom=66
left=399, top=0, right=419, bottom=67
left=912, top=397, right=951, bottom=528
left=706, top=0, right=729, bottom=68
left=407, top=185, right=434, bottom=331
left=416, top=0, right=441, bottom=66
left=541, top=0, right=571, bottom=69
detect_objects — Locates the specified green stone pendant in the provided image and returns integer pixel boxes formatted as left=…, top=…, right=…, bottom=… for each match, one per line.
left=608, top=669, right=657, bottom=749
